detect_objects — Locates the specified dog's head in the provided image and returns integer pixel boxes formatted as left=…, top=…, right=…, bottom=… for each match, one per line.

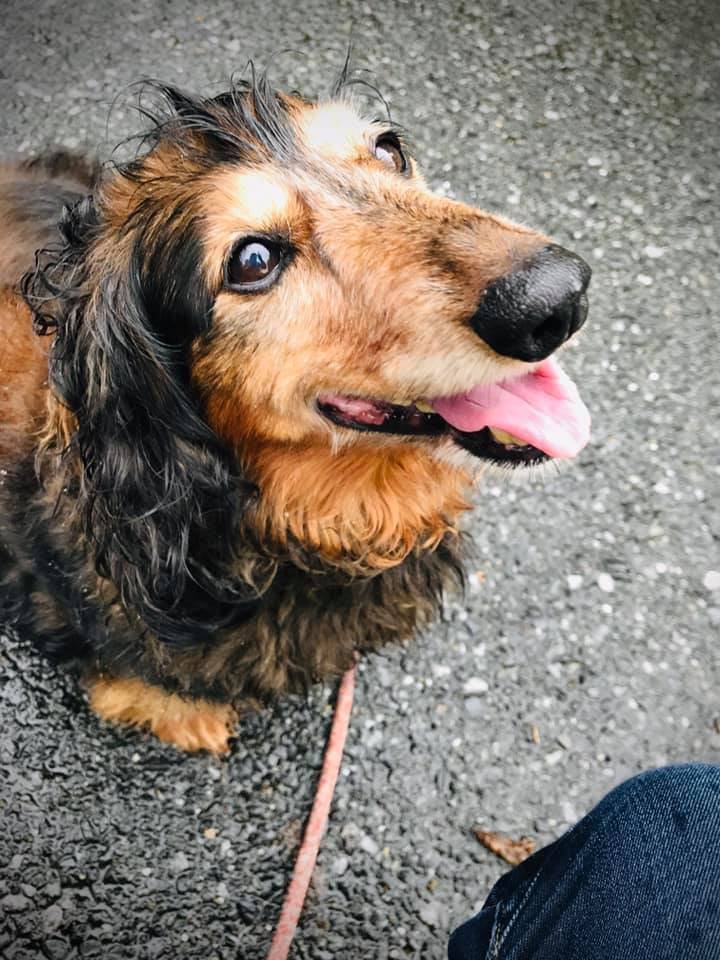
left=26, top=74, right=591, bottom=639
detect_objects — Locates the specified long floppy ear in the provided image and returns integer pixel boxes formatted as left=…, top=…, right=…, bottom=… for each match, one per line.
left=23, top=191, right=261, bottom=645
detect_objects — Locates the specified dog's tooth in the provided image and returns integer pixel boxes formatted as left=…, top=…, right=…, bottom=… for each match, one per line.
left=414, top=400, right=435, bottom=413
left=489, top=427, right=528, bottom=446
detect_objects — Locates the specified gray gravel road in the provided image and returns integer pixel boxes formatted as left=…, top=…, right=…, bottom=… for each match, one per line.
left=1, top=1, right=719, bottom=958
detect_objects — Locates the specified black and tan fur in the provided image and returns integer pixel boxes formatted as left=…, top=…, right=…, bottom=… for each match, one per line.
left=1, top=75, right=561, bottom=752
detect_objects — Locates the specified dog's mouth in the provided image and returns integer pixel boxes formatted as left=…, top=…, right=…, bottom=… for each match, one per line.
left=317, top=357, right=590, bottom=467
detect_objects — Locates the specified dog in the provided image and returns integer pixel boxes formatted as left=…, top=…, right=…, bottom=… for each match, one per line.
left=0, top=73, right=591, bottom=753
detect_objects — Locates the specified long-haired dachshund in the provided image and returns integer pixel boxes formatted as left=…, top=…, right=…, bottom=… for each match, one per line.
left=0, top=73, right=591, bottom=752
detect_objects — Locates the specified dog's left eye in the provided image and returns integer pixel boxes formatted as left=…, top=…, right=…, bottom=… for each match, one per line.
left=226, top=239, right=283, bottom=291
left=374, top=134, right=407, bottom=174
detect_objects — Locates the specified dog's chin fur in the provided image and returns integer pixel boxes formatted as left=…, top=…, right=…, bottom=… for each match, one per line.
left=0, top=74, right=570, bottom=749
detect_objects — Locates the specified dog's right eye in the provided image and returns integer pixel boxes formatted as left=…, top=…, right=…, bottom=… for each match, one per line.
left=225, top=239, right=283, bottom=291
left=374, top=134, right=408, bottom=174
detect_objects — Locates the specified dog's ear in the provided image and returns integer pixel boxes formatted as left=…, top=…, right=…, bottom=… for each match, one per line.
left=24, top=194, right=261, bottom=645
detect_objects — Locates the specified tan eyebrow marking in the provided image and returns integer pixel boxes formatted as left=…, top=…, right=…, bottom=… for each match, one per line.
left=204, top=168, right=293, bottom=232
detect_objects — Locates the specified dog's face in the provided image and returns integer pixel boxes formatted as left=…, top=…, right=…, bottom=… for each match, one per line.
left=194, top=99, right=534, bottom=446
left=186, top=94, right=590, bottom=475
left=41, top=79, right=591, bottom=576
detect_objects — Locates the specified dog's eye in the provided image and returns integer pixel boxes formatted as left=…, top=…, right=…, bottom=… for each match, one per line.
left=226, top=239, right=282, bottom=290
left=374, top=134, right=407, bottom=174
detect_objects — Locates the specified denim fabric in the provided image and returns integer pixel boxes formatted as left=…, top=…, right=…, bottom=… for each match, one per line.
left=448, top=764, right=720, bottom=960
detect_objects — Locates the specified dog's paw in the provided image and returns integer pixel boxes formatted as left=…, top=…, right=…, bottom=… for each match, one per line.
left=151, top=702, right=237, bottom=755
left=87, top=675, right=237, bottom=755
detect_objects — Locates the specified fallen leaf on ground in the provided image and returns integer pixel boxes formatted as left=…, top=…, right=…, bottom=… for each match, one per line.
left=473, top=829, right=536, bottom=866
left=279, top=818, right=303, bottom=853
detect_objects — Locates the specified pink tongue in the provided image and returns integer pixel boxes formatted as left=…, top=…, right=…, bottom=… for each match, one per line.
left=431, top=357, right=591, bottom=459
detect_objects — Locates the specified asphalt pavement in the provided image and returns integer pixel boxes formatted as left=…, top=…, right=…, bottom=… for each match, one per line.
left=1, top=1, right=719, bottom=957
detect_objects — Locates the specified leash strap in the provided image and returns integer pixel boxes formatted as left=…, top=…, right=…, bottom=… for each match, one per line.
left=266, top=664, right=357, bottom=960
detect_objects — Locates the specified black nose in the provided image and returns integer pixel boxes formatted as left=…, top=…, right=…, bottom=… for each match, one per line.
left=470, top=245, right=591, bottom=362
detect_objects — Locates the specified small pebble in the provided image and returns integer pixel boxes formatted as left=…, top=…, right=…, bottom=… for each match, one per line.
left=359, top=834, right=379, bottom=857
left=597, top=573, right=615, bottom=593
left=169, top=852, right=190, bottom=874
left=419, top=900, right=444, bottom=929
left=703, top=571, right=720, bottom=592
left=464, top=697, right=485, bottom=717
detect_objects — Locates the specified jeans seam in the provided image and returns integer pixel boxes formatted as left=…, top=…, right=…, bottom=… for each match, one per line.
left=486, top=873, right=542, bottom=959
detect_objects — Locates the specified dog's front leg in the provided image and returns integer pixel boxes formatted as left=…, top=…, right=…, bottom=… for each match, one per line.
left=85, top=674, right=237, bottom=754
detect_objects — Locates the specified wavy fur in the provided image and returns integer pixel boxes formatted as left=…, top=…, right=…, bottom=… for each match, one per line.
left=0, top=72, right=558, bottom=748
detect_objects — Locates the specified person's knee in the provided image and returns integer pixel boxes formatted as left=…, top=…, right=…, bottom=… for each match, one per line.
left=601, top=763, right=720, bottom=844
left=633, top=763, right=720, bottom=808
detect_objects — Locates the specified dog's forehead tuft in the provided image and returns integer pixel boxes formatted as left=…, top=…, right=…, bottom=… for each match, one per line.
left=296, top=101, right=375, bottom=161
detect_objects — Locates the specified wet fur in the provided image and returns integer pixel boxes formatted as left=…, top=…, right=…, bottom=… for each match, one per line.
left=0, top=77, right=548, bottom=749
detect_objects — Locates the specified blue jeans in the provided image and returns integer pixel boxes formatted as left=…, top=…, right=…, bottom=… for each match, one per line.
left=449, top=764, right=720, bottom=959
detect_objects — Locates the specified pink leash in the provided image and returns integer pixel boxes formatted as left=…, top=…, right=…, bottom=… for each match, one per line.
left=266, top=663, right=357, bottom=960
